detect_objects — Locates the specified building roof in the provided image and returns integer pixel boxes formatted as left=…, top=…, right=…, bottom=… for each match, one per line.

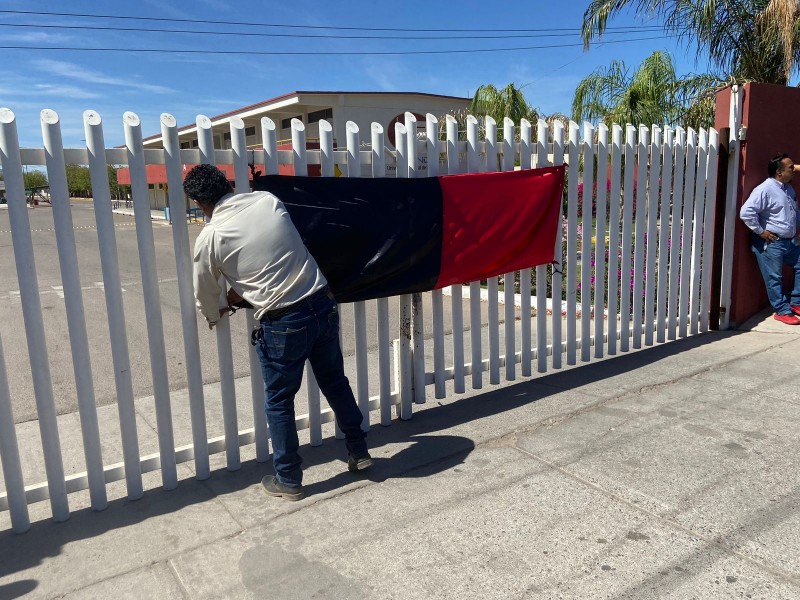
left=141, top=90, right=470, bottom=143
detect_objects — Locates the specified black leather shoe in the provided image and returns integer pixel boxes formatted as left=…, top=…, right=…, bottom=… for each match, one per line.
left=261, top=475, right=305, bottom=501
left=347, top=453, right=373, bottom=472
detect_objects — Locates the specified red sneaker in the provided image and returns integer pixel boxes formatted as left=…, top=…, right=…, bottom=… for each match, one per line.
left=774, top=313, right=800, bottom=325
left=791, top=305, right=800, bottom=317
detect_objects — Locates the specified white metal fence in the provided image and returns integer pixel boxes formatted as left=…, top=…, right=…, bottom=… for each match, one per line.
left=0, top=107, right=720, bottom=533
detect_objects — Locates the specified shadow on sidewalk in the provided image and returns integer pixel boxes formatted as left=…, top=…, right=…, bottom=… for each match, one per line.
left=0, top=331, right=740, bottom=596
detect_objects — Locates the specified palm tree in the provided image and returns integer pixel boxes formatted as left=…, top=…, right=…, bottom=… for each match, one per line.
left=581, top=0, right=800, bottom=85
left=469, top=83, right=539, bottom=140
left=572, top=51, right=721, bottom=129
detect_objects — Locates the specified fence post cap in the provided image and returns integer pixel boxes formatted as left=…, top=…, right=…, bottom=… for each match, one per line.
left=0, top=108, right=16, bottom=123
left=40, top=109, right=59, bottom=124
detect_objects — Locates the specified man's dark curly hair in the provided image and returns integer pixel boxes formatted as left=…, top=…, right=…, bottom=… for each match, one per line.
left=183, top=164, right=233, bottom=208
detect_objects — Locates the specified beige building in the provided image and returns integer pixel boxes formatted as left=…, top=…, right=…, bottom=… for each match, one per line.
left=141, top=90, right=471, bottom=151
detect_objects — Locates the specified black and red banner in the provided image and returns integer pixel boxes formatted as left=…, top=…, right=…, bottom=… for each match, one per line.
left=253, top=166, right=565, bottom=303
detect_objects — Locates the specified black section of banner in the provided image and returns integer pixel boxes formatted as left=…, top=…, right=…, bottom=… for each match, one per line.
left=252, top=175, right=443, bottom=303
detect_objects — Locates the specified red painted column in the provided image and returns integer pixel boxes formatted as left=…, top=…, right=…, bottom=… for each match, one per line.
left=715, top=82, right=800, bottom=325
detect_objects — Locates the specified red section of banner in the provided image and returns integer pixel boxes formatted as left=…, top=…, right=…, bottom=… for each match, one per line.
left=435, top=166, right=565, bottom=288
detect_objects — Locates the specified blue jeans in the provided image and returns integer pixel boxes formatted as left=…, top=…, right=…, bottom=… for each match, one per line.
left=751, top=235, right=800, bottom=315
left=253, top=288, right=367, bottom=487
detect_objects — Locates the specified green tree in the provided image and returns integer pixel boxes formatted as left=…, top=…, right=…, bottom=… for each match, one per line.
left=66, top=164, right=92, bottom=197
left=572, top=50, right=721, bottom=129
left=581, top=0, right=800, bottom=85
left=23, top=169, right=48, bottom=189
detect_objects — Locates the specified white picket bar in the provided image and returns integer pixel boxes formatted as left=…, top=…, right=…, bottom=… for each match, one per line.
left=0, top=108, right=725, bottom=528
left=551, top=121, right=566, bottom=369
left=198, top=114, right=240, bottom=472
left=679, top=129, right=698, bottom=338
left=580, top=121, right=594, bottom=362
left=656, top=127, right=674, bottom=344
left=632, top=125, right=650, bottom=349
left=690, top=129, right=710, bottom=335
left=618, top=125, right=636, bottom=353
left=535, top=119, right=549, bottom=373
left=161, top=114, right=212, bottom=477
left=125, top=112, right=178, bottom=490
left=667, top=128, right=687, bottom=341
left=41, top=110, right=107, bottom=510
left=594, top=123, right=609, bottom=359
left=606, top=124, right=623, bottom=356
left=7, top=112, right=72, bottom=516
left=85, top=110, right=143, bottom=501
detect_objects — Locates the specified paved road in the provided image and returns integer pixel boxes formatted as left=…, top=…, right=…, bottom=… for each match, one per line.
left=0, top=202, right=521, bottom=423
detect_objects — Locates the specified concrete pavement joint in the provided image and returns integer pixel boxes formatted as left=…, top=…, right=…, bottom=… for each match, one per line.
left=166, top=559, right=193, bottom=600
left=513, top=443, right=800, bottom=589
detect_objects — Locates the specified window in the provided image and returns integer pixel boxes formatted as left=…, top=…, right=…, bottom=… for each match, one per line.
left=245, top=126, right=256, bottom=137
left=180, top=142, right=190, bottom=149
left=191, top=139, right=199, bottom=148
left=223, top=132, right=231, bottom=141
left=307, top=108, right=333, bottom=124
left=281, top=115, right=303, bottom=129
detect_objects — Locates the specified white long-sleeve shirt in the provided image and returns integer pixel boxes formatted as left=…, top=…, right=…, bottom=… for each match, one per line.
left=192, top=191, right=327, bottom=323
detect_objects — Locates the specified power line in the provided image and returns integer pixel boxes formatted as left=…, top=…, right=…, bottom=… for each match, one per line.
left=0, top=21, right=663, bottom=41
left=0, top=8, right=658, bottom=34
left=0, top=36, right=674, bottom=56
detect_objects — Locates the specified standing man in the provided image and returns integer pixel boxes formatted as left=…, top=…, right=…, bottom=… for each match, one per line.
left=740, top=153, right=800, bottom=325
left=185, top=164, right=372, bottom=501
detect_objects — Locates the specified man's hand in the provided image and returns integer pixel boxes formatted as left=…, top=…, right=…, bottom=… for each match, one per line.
left=759, top=230, right=779, bottom=242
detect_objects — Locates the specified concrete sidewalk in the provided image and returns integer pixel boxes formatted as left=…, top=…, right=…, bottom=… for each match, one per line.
left=2, top=311, right=800, bottom=599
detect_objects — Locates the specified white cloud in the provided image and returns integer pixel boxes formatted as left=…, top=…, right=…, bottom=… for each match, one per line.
left=33, top=84, right=100, bottom=99
left=32, top=58, right=176, bottom=95
left=2, top=31, right=73, bottom=44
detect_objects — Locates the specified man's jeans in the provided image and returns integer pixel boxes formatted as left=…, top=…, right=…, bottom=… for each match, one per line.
left=751, top=235, right=800, bottom=315
left=253, top=289, right=367, bottom=488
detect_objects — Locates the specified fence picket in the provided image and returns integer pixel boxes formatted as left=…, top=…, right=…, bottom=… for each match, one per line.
left=700, top=129, right=720, bottom=332
left=690, top=129, right=709, bottom=335
left=502, top=117, right=517, bottom=381
left=678, top=129, right=698, bottom=337
left=606, top=124, right=623, bottom=356
left=0, top=334, right=30, bottom=532
left=395, top=122, right=414, bottom=419
left=519, top=119, right=533, bottom=377
left=580, top=121, right=594, bottom=361
left=534, top=119, right=549, bottom=373
left=124, top=112, right=177, bottom=489
left=644, top=126, right=662, bottom=346
left=484, top=117, right=501, bottom=384
left=594, top=123, right=609, bottom=358
left=41, top=110, right=107, bottom=509
left=632, top=125, right=650, bottom=349
left=198, top=114, right=240, bottom=472
left=656, top=127, right=674, bottom=343
left=3, top=139, right=71, bottom=511
left=667, top=128, right=686, bottom=341
left=466, top=115, right=483, bottom=388
left=566, top=122, right=580, bottom=364
left=551, top=121, right=566, bottom=368
left=85, top=110, right=143, bottom=500
left=619, top=125, right=636, bottom=352
left=160, top=114, right=212, bottom=476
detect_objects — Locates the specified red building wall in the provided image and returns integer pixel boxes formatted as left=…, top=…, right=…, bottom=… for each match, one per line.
left=714, top=82, right=800, bottom=325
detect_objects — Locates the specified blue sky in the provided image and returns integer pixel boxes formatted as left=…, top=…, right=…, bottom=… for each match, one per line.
left=0, top=0, right=706, bottom=148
